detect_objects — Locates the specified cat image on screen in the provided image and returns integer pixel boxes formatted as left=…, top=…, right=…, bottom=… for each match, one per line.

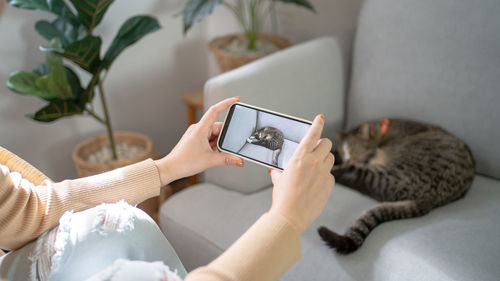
left=246, top=126, right=284, bottom=166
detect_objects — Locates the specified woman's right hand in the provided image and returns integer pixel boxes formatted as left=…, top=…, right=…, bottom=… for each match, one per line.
left=268, top=114, right=335, bottom=234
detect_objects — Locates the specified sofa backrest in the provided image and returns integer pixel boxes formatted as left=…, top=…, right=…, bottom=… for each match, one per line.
left=347, top=0, right=500, bottom=179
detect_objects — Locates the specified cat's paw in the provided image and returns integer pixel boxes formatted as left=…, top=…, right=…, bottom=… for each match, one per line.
left=317, top=226, right=358, bottom=254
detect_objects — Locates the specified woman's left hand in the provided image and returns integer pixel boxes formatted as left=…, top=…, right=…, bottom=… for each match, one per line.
left=154, top=97, right=244, bottom=186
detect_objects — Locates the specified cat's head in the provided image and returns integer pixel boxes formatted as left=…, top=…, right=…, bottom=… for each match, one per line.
left=247, top=128, right=271, bottom=145
left=334, top=120, right=388, bottom=166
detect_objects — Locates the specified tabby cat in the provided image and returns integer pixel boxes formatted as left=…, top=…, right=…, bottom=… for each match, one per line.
left=246, top=126, right=284, bottom=166
left=318, top=118, right=475, bottom=254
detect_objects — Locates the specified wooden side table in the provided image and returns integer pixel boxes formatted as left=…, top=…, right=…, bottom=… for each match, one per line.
left=181, top=89, right=204, bottom=185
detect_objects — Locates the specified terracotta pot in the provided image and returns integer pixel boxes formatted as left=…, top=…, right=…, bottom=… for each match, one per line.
left=209, top=33, right=292, bottom=73
left=72, top=131, right=154, bottom=177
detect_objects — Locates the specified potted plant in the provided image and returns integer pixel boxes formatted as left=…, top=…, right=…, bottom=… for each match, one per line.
left=182, top=0, right=315, bottom=72
left=5, top=0, right=161, bottom=177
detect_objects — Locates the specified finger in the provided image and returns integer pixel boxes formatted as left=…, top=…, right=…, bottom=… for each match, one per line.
left=208, top=122, right=225, bottom=148
left=268, top=169, right=282, bottom=185
left=313, top=138, right=333, bottom=159
left=298, top=114, right=325, bottom=152
left=325, top=152, right=335, bottom=169
left=209, top=139, right=218, bottom=150
left=210, top=122, right=224, bottom=138
left=200, top=97, right=240, bottom=128
left=213, top=153, right=244, bottom=167
left=328, top=174, right=336, bottom=189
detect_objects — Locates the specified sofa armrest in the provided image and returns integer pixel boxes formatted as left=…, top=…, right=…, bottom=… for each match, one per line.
left=204, top=36, right=346, bottom=193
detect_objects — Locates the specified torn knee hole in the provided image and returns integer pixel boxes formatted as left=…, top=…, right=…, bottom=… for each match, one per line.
left=92, top=201, right=137, bottom=234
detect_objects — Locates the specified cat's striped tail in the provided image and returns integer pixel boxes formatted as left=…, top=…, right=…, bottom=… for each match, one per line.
left=318, top=200, right=431, bottom=254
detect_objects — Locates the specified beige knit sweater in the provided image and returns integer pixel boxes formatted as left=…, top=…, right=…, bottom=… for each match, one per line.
left=0, top=159, right=301, bottom=280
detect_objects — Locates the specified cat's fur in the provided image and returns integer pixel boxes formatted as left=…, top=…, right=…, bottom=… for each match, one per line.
left=318, top=119, right=475, bottom=254
left=247, top=126, right=284, bottom=166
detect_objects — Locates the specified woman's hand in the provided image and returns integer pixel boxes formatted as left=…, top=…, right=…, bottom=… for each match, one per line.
left=154, top=97, right=244, bottom=186
left=268, top=114, right=335, bottom=234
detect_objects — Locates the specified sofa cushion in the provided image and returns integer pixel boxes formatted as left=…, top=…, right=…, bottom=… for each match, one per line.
left=347, top=0, right=500, bottom=179
left=160, top=184, right=272, bottom=271
left=160, top=175, right=500, bottom=280
left=239, top=143, right=274, bottom=165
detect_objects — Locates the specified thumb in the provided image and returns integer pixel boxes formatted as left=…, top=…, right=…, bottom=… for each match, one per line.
left=217, top=153, right=244, bottom=167
left=268, top=169, right=282, bottom=185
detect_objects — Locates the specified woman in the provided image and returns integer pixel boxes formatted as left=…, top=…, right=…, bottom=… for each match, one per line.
left=0, top=97, right=334, bottom=281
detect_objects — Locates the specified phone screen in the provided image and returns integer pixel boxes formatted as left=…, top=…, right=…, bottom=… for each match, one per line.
left=218, top=103, right=312, bottom=170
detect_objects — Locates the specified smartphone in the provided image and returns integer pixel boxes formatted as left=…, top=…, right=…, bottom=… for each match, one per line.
left=217, top=102, right=312, bottom=170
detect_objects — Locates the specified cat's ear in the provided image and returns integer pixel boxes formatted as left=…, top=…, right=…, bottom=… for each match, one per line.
left=359, top=123, right=372, bottom=139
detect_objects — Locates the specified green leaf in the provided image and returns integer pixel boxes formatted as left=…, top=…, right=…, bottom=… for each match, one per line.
left=8, top=65, right=83, bottom=105
left=69, top=0, right=114, bottom=33
left=6, top=71, right=53, bottom=99
left=276, top=0, right=315, bottom=12
left=7, top=38, right=73, bottom=101
left=8, top=0, right=80, bottom=26
left=35, top=18, right=80, bottom=47
left=64, top=66, right=84, bottom=100
left=33, top=62, right=50, bottom=76
left=35, top=38, right=72, bottom=99
left=102, top=15, right=160, bottom=69
left=183, top=0, right=222, bottom=34
left=35, top=19, right=72, bottom=47
left=41, top=35, right=102, bottom=73
left=27, top=99, right=84, bottom=122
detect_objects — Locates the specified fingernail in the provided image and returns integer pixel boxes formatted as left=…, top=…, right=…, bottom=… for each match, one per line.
left=268, top=169, right=272, bottom=175
left=236, top=159, right=244, bottom=167
left=234, top=96, right=240, bottom=101
left=319, top=114, right=325, bottom=120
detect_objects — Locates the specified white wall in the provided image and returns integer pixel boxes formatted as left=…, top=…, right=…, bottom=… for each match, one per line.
left=0, top=0, right=361, bottom=181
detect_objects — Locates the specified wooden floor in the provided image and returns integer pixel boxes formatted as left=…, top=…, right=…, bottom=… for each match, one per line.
left=137, top=177, right=192, bottom=223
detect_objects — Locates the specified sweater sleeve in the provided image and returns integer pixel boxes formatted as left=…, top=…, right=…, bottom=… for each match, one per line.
left=0, top=159, right=161, bottom=251
left=185, top=212, right=302, bottom=281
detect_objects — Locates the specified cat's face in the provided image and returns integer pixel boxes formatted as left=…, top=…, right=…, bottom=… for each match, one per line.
left=335, top=122, right=382, bottom=166
left=247, top=128, right=271, bottom=145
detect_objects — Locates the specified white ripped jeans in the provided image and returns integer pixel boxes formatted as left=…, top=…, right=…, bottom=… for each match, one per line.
left=0, top=201, right=187, bottom=281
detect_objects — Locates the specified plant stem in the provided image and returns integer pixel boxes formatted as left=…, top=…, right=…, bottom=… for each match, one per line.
left=247, top=0, right=261, bottom=50
left=98, top=80, right=118, bottom=160
left=85, top=108, right=105, bottom=124
left=247, top=31, right=258, bottom=49
left=85, top=68, right=102, bottom=103
left=223, top=0, right=264, bottom=50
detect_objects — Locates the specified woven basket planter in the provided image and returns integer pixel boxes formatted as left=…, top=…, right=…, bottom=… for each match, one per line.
left=209, top=33, right=292, bottom=73
left=72, top=131, right=154, bottom=177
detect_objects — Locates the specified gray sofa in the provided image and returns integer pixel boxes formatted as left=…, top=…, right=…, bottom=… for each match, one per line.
left=160, top=0, right=500, bottom=280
